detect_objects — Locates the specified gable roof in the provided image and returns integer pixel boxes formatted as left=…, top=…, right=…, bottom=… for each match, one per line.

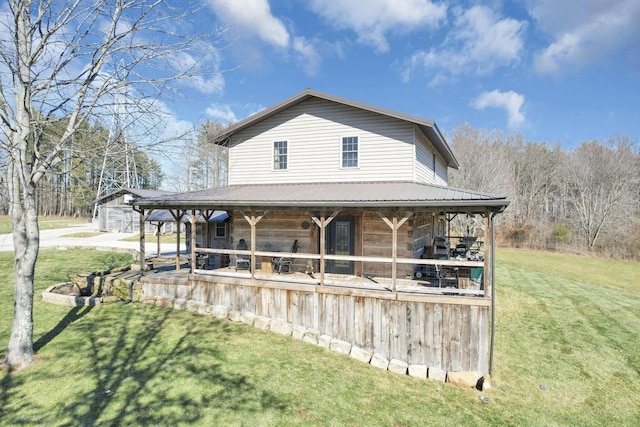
left=212, top=89, right=459, bottom=169
left=134, top=181, right=508, bottom=213
left=95, top=187, right=174, bottom=205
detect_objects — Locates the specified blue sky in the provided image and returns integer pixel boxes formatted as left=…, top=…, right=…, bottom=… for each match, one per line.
left=168, top=0, right=640, bottom=149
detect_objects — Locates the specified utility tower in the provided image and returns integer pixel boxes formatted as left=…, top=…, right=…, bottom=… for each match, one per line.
left=93, top=87, right=139, bottom=218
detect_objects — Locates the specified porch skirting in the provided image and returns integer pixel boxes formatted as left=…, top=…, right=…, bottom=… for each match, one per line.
left=140, top=273, right=490, bottom=378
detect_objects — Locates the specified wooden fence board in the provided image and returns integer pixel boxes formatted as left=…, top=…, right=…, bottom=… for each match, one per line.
left=143, top=276, right=490, bottom=373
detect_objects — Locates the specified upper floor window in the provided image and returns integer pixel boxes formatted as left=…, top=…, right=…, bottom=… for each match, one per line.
left=273, top=140, right=287, bottom=170
left=341, top=136, right=358, bottom=168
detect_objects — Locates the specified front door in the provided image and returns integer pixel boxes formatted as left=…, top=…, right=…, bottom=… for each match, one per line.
left=326, top=216, right=355, bottom=275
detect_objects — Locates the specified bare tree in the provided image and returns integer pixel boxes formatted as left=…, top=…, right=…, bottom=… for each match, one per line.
left=562, top=136, right=639, bottom=249
left=448, top=123, right=516, bottom=202
left=0, top=0, right=224, bottom=368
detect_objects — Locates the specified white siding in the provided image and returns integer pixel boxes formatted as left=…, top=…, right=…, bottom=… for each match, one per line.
left=228, top=98, right=416, bottom=185
left=414, top=128, right=448, bottom=186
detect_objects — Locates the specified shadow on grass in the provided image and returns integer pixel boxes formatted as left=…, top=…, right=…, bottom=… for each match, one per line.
left=33, top=306, right=94, bottom=352
left=57, top=307, right=287, bottom=425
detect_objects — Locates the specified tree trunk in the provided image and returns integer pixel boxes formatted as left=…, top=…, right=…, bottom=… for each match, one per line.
left=4, top=185, right=39, bottom=369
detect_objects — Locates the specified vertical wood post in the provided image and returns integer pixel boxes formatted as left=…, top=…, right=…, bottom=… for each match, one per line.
left=240, top=210, right=267, bottom=280
left=190, top=210, right=198, bottom=274
left=156, top=222, right=162, bottom=259
left=309, top=210, right=340, bottom=287
left=377, top=211, right=412, bottom=293
left=169, top=209, right=182, bottom=270
left=139, top=208, right=146, bottom=274
left=483, top=212, right=493, bottom=298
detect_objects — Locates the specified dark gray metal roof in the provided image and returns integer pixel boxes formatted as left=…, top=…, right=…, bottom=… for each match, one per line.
left=95, top=187, right=174, bottom=205
left=134, top=182, right=509, bottom=212
left=147, top=209, right=229, bottom=223
left=213, top=89, right=459, bottom=169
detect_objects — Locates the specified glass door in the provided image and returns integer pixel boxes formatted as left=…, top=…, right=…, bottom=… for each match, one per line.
left=326, top=216, right=355, bottom=275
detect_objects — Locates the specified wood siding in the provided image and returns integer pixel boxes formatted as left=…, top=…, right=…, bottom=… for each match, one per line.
left=143, top=276, right=490, bottom=375
left=415, top=127, right=447, bottom=185
left=228, top=98, right=417, bottom=185
left=229, top=210, right=416, bottom=278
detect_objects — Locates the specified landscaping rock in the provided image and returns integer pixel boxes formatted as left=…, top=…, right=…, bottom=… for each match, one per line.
left=240, top=311, right=256, bottom=326
left=446, top=371, right=479, bottom=389
left=198, top=304, right=213, bottom=316
left=408, top=365, right=427, bottom=379
left=478, top=374, right=491, bottom=391
left=212, top=305, right=229, bottom=319
left=370, top=353, right=389, bottom=370
left=173, top=298, right=187, bottom=310
left=350, top=346, right=373, bottom=364
left=270, top=319, right=293, bottom=336
left=428, top=367, right=446, bottom=382
left=318, top=334, right=332, bottom=348
left=292, top=325, right=306, bottom=340
left=302, top=329, right=320, bottom=345
left=329, top=339, right=352, bottom=355
left=388, top=359, right=408, bottom=375
left=142, top=295, right=157, bottom=305
left=228, top=310, right=242, bottom=322
left=155, top=297, right=173, bottom=308
left=254, top=316, right=271, bottom=330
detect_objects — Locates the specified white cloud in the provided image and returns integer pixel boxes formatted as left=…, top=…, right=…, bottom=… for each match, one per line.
left=309, top=0, right=446, bottom=53
left=472, top=90, right=526, bottom=129
left=209, top=0, right=289, bottom=48
left=529, top=0, right=640, bottom=75
left=205, top=103, right=238, bottom=124
left=402, top=5, right=526, bottom=85
left=293, top=36, right=322, bottom=77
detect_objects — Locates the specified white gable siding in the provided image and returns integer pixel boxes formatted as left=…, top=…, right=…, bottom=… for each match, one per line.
left=415, top=128, right=448, bottom=185
left=228, top=98, right=416, bottom=185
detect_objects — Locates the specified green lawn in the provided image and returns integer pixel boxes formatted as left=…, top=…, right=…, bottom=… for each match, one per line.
left=1, top=248, right=639, bottom=425
left=0, top=215, right=89, bottom=234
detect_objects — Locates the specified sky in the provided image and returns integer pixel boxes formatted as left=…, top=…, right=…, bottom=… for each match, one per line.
left=162, top=0, right=640, bottom=150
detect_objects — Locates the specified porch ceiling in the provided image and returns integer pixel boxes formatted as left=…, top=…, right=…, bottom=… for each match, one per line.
left=134, top=181, right=509, bottom=213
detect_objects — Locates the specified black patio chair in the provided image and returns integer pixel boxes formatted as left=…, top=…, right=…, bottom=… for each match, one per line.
left=272, top=240, right=298, bottom=273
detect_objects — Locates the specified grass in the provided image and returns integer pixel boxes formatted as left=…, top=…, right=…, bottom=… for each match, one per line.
left=0, top=215, right=89, bottom=234
left=59, top=232, right=103, bottom=238
left=1, top=248, right=639, bottom=425
left=119, top=233, right=179, bottom=244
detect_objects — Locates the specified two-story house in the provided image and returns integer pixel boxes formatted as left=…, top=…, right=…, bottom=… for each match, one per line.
left=134, top=89, right=508, bottom=379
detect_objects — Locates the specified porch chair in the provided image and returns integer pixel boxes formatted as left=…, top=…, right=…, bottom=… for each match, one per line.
left=272, top=240, right=298, bottom=274
left=234, top=239, right=250, bottom=271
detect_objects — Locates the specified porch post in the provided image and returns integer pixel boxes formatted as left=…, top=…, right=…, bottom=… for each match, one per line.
left=483, top=211, right=493, bottom=298
left=139, top=208, right=147, bottom=274
left=309, top=210, right=341, bottom=287
left=169, top=209, right=182, bottom=270
left=156, top=222, right=163, bottom=259
left=190, top=210, right=199, bottom=273
left=240, top=210, right=267, bottom=279
left=377, top=211, right=412, bottom=293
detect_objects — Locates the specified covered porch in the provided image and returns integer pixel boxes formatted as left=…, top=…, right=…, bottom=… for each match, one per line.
left=133, top=182, right=508, bottom=376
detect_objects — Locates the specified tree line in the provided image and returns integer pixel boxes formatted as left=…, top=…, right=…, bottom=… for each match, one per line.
left=449, top=124, right=640, bottom=260
left=0, top=117, right=163, bottom=217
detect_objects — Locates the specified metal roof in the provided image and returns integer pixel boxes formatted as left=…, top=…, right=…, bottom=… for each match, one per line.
left=95, top=187, right=174, bottom=205
left=147, top=209, right=228, bottom=223
left=134, top=182, right=509, bottom=212
left=212, top=89, right=459, bottom=169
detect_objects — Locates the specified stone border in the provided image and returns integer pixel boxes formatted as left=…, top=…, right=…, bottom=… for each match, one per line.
left=141, top=294, right=487, bottom=389
left=42, top=283, right=122, bottom=307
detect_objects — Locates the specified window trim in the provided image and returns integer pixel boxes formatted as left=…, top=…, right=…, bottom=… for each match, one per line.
left=340, top=135, right=359, bottom=169
left=214, top=221, right=227, bottom=238
left=273, top=140, right=288, bottom=171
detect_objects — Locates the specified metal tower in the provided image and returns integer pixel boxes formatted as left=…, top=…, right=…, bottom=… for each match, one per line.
left=93, top=87, right=139, bottom=218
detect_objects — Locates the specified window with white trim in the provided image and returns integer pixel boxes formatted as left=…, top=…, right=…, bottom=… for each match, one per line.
left=341, top=136, right=358, bottom=168
left=273, top=140, right=287, bottom=170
